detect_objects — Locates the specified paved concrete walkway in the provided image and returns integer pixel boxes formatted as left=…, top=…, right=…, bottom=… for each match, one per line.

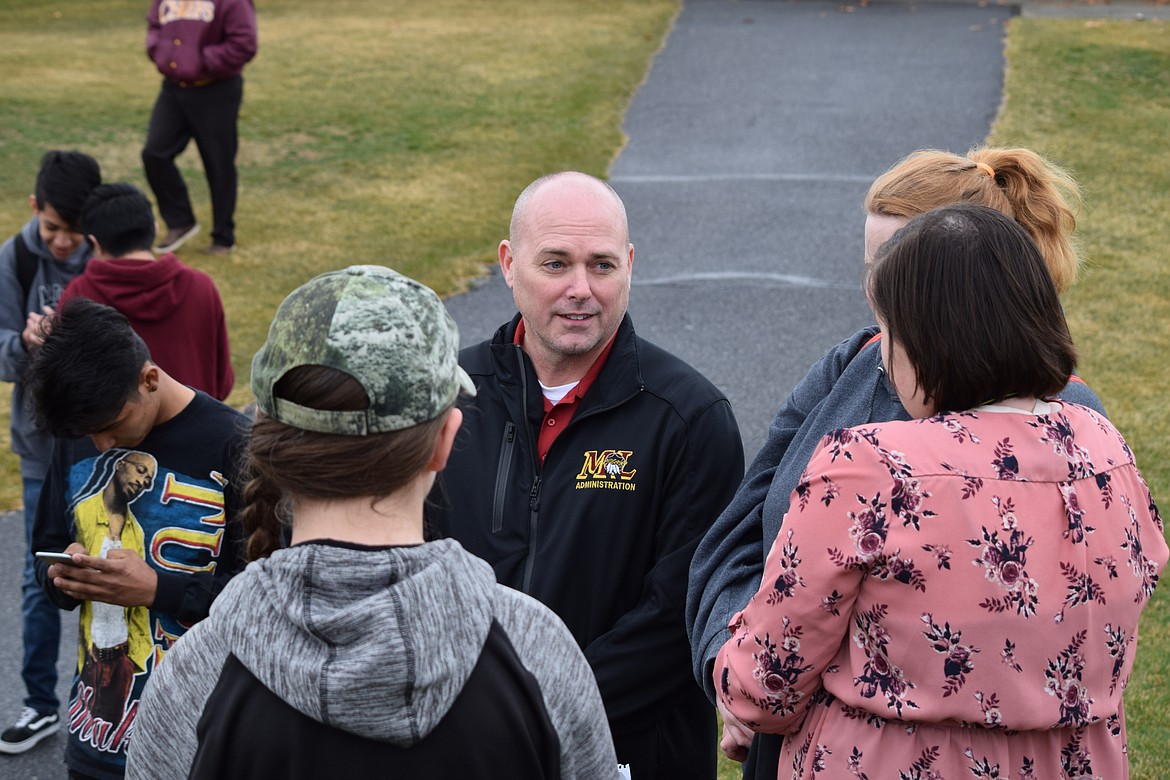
left=445, top=0, right=1169, bottom=454
left=447, top=0, right=1011, bottom=453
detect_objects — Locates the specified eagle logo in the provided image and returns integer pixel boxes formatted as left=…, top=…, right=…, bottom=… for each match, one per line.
left=602, top=451, right=628, bottom=478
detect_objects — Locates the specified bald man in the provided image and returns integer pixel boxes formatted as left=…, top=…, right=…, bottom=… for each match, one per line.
left=430, top=172, right=744, bottom=779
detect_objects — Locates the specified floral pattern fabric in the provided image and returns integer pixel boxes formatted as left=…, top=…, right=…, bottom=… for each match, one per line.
left=716, top=403, right=1167, bottom=779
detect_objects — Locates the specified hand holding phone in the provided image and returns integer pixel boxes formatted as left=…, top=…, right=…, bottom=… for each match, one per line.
left=35, top=551, right=76, bottom=564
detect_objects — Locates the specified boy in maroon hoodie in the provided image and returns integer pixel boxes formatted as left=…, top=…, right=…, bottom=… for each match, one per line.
left=142, top=0, right=257, bottom=255
left=61, top=183, right=234, bottom=400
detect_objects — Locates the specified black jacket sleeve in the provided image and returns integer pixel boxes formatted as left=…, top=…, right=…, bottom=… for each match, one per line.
left=32, top=437, right=82, bottom=611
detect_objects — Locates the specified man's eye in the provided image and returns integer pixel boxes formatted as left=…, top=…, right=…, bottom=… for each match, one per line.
left=545, top=261, right=563, bottom=270
left=596, top=262, right=613, bottom=271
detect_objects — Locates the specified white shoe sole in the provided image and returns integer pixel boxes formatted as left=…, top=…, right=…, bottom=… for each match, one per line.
left=156, top=223, right=201, bottom=253
left=0, top=719, right=59, bottom=754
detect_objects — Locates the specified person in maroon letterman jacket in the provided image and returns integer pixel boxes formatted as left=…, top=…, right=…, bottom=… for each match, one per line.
left=142, top=0, right=257, bottom=256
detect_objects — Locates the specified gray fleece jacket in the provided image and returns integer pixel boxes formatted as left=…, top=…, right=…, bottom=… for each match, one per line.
left=127, top=539, right=619, bottom=779
left=0, top=217, right=90, bottom=477
left=686, top=325, right=1108, bottom=703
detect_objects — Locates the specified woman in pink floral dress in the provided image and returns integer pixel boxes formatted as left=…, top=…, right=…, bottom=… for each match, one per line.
left=715, top=204, right=1167, bottom=779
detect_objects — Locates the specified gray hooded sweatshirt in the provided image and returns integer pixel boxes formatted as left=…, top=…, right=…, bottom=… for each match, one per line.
left=127, top=539, right=619, bottom=779
left=0, top=217, right=90, bottom=477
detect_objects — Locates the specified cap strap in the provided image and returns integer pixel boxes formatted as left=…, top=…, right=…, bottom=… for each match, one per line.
left=272, top=397, right=371, bottom=436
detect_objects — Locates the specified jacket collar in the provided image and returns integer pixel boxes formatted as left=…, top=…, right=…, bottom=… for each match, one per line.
left=489, top=312, right=643, bottom=414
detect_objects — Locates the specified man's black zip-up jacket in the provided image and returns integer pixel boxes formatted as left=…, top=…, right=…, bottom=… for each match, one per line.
left=430, top=314, right=744, bottom=775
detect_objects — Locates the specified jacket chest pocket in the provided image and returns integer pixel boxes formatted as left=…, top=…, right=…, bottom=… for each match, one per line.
left=491, top=422, right=517, bottom=533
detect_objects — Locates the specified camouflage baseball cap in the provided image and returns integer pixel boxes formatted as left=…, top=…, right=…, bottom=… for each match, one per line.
left=251, top=265, right=475, bottom=435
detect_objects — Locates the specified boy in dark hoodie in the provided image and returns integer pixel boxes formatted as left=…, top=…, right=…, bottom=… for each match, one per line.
left=0, top=150, right=101, bottom=755
left=61, top=182, right=234, bottom=401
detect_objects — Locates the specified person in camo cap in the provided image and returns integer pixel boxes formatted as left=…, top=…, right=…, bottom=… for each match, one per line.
left=126, top=265, right=621, bottom=780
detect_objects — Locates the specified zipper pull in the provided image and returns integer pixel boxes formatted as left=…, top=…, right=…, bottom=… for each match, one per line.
left=529, top=475, right=542, bottom=511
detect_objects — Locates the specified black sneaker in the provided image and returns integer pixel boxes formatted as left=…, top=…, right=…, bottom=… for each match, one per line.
left=0, top=707, right=59, bottom=754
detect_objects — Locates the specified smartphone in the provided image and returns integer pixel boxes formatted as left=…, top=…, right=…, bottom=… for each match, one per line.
left=34, top=551, right=75, bottom=563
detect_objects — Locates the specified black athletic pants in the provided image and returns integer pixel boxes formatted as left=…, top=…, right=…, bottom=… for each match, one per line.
left=142, top=75, right=243, bottom=248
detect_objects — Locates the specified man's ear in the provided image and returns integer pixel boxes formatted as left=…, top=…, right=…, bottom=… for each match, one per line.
left=427, top=407, right=464, bottom=472
left=29, top=194, right=39, bottom=215
left=498, top=240, right=515, bottom=289
left=140, top=364, right=161, bottom=394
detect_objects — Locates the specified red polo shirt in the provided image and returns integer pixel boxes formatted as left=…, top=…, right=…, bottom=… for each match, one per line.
left=514, top=318, right=618, bottom=462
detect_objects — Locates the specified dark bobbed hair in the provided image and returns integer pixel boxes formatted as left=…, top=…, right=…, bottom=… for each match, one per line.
left=868, top=204, right=1077, bottom=413
left=34, top=150, right=102, bottom=230
left=25, top=297, right=152, bottom=438
left=80, top=183, right=157, bottom=257
left=242, top=365, right=450, bottom=561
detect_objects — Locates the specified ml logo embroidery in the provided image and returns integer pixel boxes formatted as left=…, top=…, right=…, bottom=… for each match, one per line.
left=575, top=450, right=637, bottom=491
left=159, top=0, right=216, bottom=25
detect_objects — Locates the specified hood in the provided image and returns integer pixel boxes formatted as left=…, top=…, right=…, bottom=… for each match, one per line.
left=75, top=253, right=189, bottom=322
left=20, top=218, right=89, bottom=276
left=207, top=539, right=498, bottom=746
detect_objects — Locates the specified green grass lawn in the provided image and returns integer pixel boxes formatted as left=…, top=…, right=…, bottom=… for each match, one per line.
left=1, top=3, right=1166, bottom=777
left=989, top=18, right=1170, bottom=777
left=0, top=0, right=679, bottom=504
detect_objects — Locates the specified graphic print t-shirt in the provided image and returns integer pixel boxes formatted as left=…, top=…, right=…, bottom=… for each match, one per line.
left=34, top=392, right=247, bottom=779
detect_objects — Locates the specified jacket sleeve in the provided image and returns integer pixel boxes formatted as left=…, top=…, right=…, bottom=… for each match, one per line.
left=499, top=590, right=623, bottom=780
left=149, top=428, right=247, bottom=622
left=126, top=620, right=226, bottom=779
left=715, top=435, right=881, bottom=735
left=584, top=397, right=744, bottom=727
left=1055, top=376, right=1107, bottom=417
left=202, top=0, right=258, bottom=79
left=686, top=329, right=875, bottom=701
left=33, top=439, right=83, bottom=610
left=0, top=235, right=30, bottom=383
left=145, top=0, right=162, bottom=63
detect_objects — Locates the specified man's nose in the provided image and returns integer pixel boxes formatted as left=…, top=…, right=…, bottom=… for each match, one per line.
left=564, top=265, right=591, bottom=299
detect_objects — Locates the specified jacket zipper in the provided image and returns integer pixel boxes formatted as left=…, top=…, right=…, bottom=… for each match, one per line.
left=515, top=343, right=542, bottom=594
left=491, top=422, right=516, bottom=533
left=506, top=340, right=643, bottom=594
left=521, top=475, right=542, bottom=593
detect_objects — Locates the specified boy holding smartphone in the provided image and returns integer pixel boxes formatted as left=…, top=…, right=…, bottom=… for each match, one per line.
left=27, top=298, right=248, bottom=779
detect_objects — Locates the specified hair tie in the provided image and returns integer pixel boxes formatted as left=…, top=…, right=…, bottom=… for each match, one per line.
left=973, top=161, right=996, bottom=179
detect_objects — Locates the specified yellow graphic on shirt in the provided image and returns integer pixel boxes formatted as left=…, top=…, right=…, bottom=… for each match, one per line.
left=69, top=451, right=157, bottom=753
left=150, top=471, right=227, bottom=573
left=575, top=449, right=637, bottom=491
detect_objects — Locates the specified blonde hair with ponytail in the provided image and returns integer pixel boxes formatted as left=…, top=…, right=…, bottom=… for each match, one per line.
left=864, top=147, right=1082, bottom=293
